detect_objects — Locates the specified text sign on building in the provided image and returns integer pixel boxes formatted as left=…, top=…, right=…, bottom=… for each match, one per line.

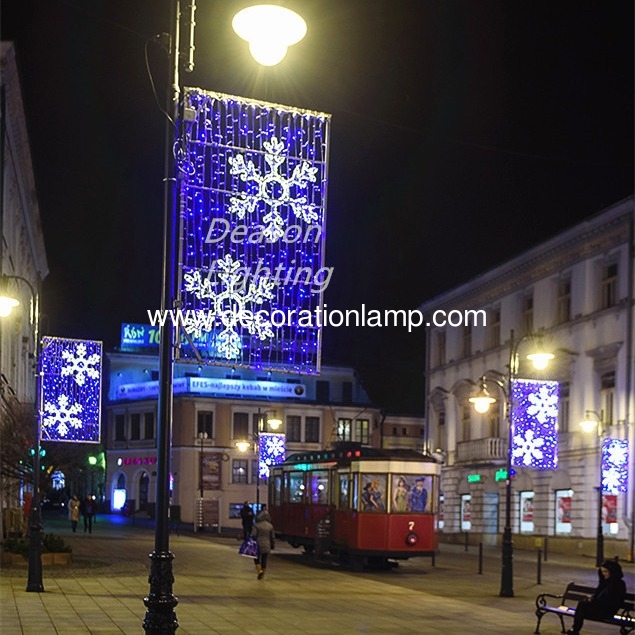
left=510, top=379, right=559, bottom=470
left=177, top=88, right=331, bottom=374
left=40, top=337, right=102, bottom=443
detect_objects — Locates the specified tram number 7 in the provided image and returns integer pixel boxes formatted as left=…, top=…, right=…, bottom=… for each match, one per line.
left=408, top=521, right=415, bottom=531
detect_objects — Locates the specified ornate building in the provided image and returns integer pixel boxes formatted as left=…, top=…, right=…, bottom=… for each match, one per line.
left=420, top=197, right=634, bottom=559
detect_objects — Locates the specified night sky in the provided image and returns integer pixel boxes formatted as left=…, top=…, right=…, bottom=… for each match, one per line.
left=2, top=1, right=633, bottom=414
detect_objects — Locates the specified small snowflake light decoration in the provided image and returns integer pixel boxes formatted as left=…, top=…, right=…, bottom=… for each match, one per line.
left=601, top=438, right=628, bottom=493
left=258, top=432, right=286, bottom=480
left=39, top=337, right=102, bottom=443
left=510, top=379, right=559, bottom=470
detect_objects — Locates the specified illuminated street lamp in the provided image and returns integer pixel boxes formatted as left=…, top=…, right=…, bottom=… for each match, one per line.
left=469, top=329, right=555, bottom=598
left=147, top=3, right=306, bottom=632
left=236, top=409, right=283, bottom=508
left=0, top=274, right=43, bottom=592
left=579, top=409, right=606, bottom=567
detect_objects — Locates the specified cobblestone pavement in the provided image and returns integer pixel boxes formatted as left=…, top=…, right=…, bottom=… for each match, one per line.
left=1, top=512, right=633, bottom=634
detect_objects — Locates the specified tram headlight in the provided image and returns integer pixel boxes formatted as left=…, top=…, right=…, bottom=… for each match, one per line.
left=405, top=532, right=418, bottom=546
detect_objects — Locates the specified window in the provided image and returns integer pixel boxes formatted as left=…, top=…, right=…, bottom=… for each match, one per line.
left=233, top=412, right=249, bottom=440
left=305, top=416, right=320, bottom=443
left=519, top=491, right=535, bottom=534
left=461, top=404, right=471, bottom=442
left=144, top=412, right=155, bottom=440
left=558, top=382, right=570, bottom=432
left=337, top=418, right=352, bottom=442
left=232, top=459, right=248, bottom=484
left=197, top=411, right=213, bottom=438
left=462, top=324, right=471, bottom=358
left=130, top=413, right=141, bottom=440
left=601, top=262, right=618, bottom=309
left=488, top=406, right=501, bottom=439
left=557, top=278, right=571, bottom=324
left=115, top=414, right=125, bottom=441
left=316, top=380, right=330, bottom=402
left=488, top=308, right=500, bottom=349
left=600, top=371, right=615, bottom=425
left=435, top=330, right=446, bottom=366
left=522, top=293, right=533, bottom=335
left=286, top=415, right=301, bottom=442
left=355, top=419, right=370, bottom=444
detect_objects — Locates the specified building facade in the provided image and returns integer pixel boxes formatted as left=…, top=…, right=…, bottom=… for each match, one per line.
left=0, top=42, right=49, bottom=514
left=420, top=197, right=634, bottom=559
left=104, top=345, right=385, bottom=530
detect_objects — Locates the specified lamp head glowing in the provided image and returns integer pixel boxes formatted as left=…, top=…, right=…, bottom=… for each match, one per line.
left=266, top=412, right=282, bottom=430
left=527, top=351, right=555, bottom=370
left=0, top=295, right=20, bottom=317
left=235, top=440, right=252, bottom=453
left=232, top=4, right=307, bottom=66
left=469, top=386, right=497, bottom=414
left=579, top=410, right=600, bottom=434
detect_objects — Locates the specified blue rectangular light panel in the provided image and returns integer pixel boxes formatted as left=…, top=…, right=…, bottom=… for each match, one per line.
left=177, top=88, right=331, bottom=374
left=40, top=336, right=102, bottom=443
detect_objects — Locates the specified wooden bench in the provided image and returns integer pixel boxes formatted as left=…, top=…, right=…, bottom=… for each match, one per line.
left=535, top=582, right=634, bottom=634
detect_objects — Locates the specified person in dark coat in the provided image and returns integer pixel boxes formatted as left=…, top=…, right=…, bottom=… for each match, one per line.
left=567, top=559, right=627, bottom=634
left=239, top=501, right=254, bottom=541
left=251, top=507, right=275, bottom=579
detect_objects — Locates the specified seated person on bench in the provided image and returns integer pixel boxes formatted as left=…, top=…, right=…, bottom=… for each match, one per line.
left=567, top=560, right=627, bottom=635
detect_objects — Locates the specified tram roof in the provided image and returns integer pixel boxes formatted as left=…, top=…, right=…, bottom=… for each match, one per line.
left=282, top=445, right=438, bottom=466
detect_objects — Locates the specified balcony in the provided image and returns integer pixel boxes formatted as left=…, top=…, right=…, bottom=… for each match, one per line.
left=456, top=437, right=507, bottom=464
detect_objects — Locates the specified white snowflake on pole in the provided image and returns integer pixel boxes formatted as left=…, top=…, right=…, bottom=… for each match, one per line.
left=42, top=394, right=84, bottom=438
left=526, top=385, right=559, bottom=424
left=228, top=136, right=319, bottom=242
left=602, top=467, right=623, bottom=493
left=606, top=441, right=628, bottom=466
left=183, top=255, right=275, bottom=359
left=61, top=343, right=100, bottom=386
left=512, top=428, right=545, bottom=466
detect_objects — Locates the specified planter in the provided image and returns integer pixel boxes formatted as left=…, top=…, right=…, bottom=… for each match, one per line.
left=0, top=551, right=72, bottom=566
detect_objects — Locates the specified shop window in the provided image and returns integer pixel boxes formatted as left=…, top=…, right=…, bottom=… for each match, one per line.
left=461, top=494, right=472, bottom=531
left=520, top=491, right=534, bottom=533
left=555, top=489, right=573, bottom=534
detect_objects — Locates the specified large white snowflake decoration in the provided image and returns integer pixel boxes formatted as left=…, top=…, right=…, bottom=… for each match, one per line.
left=512, top=429, right=545, bottom=467
left=228, top=136, right=319, bottom=242
left=183, top=254, right=275, bottom=359
left=526, top=385, right=559, bottom=424
left=606, top=440, right=628, bottom=468
left=61, top=343, right=100, bottom=386
left=42, top=395, right=84, bottom=438
left=602, top=467, right=623, bottom=493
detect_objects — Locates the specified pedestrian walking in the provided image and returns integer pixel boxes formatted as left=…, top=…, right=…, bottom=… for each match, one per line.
left=240, top=501, right=254, bottom=540
left=81, top=495, right=95, bottom=533
left=251, top=505, right=275, bottom=580
left=566, top=559, right=627, bottom=634
left=68, top=494, right=80, bottom=532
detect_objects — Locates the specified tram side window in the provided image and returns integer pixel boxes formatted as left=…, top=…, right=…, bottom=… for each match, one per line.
left=360, top=474, right=387, bottom=512
left=310, top=470, right=329, bottom=504
left=391, top=474, right=432, bottom=513
left=288, top=471, right=306, bottom=503
left=272, top=474, right=282, bottom=506
left=338, top=473, right=349, bottom=509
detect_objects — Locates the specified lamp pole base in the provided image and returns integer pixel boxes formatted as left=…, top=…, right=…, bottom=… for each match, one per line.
left=143, top=551, right=179, bottom=634
left=499, top=526, right=514, bottom=598
left=26, top=507, right=44, bottom=593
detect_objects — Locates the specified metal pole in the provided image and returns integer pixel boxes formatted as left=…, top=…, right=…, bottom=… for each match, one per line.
left=596, top=429, right=604, bottom=567
left=143, top=0, right=180, bottom=631
left=26, top=285, right=43, bottom=592
left=500, top=329, right=515, bottom=598
left=256, top=409, right=262, bottom=510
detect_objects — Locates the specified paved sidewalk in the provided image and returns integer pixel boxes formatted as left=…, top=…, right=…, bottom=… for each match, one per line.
left=1, top=513, right=633, bottom=634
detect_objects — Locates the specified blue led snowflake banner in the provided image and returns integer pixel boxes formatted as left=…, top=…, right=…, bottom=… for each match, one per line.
left=510, top=379, right=559, bottom=470
left=258, top=432, right=286, bottom=479
left=39, top=337, right=102, bottom=443
left=176, top=88, right=331, bottom=374
left=601, top=438, right=628, bottom=493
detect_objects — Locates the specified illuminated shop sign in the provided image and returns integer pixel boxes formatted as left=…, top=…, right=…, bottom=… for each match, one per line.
left=115, top=377, right=306, bottom=401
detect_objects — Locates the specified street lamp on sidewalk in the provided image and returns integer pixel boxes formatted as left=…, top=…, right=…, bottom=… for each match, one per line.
left=579, top=409, right=606, bottom=567
left=146, top=3, right=306, bottom=632
left=469, top=329, right=555, bottom=598
left=0, top=274, right=43, bottom=592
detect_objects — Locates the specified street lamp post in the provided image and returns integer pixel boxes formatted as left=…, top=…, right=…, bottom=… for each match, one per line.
left=469, top=329, right=554, bottom=598
left=0, top=274, right=43, bottom=592
left=144, top=3, right=305, bottom=632
left=580, top=410, right=605, bottom=567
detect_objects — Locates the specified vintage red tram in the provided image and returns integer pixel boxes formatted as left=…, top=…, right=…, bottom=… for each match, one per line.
left=268, top=445, right=440, bottom=569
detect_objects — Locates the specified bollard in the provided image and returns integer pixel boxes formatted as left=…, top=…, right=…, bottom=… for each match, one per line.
left=432, top=551, right=436, bottom=567
left=543, top=537, right=548, bottom=562
left=478, top=542, right=483, bottom=574
left=464, top=532, right=469, bottom=552
left=536, top=548, right=542, bottom=585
